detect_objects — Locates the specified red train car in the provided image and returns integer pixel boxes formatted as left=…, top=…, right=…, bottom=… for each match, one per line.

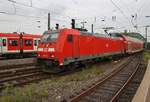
left=0, top=32, right=41, bottom=57
left=122, top=35, right=143, bottom=53
left=37, top=28, right=144, bottom=72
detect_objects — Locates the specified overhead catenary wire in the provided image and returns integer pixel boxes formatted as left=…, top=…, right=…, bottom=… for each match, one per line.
left=118, top=0, right=138, bottom=27
left=137, top=0, right=148, bottom=17
left=109, top=0, right=136, bottom=31
left=0, top=11, right=69, bottom=24
left=6, top=0, right=72, bottom=19
left=7, top=0, right=50, bottom=12
left=0, top=11, right=47, bottom=19
left=118, top=0, right=134, bottom=16
left=0, top=0, right=146, bottom=33
left=0, top=0, right=69, bottom=23
left=1, top=0, right=129, bottom=30
left=138, top=0, right=150, bottom=23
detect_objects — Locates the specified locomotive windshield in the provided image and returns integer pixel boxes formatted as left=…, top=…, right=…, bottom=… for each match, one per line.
left=41, top=31, right=58, bottom=42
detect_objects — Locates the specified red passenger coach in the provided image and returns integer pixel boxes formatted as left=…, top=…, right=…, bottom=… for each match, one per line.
left=22, top=34, right=41, bottom=53
left=0, top=32, right=41, bottom=57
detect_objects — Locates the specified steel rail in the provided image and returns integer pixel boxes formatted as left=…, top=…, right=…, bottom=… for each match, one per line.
left=68, top=55, right=141, bottom=102
left=110, top=56, right=141, bottom=102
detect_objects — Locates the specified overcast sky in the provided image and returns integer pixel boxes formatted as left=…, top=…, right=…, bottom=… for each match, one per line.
left=0, top=0, right=150, bottom=39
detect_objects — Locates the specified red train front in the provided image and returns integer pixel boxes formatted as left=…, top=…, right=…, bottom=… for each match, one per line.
left=37, top=28, right=144, bottom=72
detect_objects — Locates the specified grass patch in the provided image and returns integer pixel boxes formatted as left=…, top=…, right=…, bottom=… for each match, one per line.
left=143, top=51, right=150, bottom=62
left=60, top=65, right=105, bottom=82
left=0, top=62, right=112, bottom=102
left=0, top=83, right=49, bottom=102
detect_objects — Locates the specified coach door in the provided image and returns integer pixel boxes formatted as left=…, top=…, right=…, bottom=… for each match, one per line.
left=23, top=38, right=33, bottom=52
left=2, top=38, right=7, bottom=54
left=72, top=35, right=80, bottom=58
left=33, top=38, right=39, bottom=51
left=0, top=38, right=2, bottom=54
left=67, top=34, right=79, bottom=59
left=20, top=34, right=23, bottom=54
left=7, top=38, right=20, bottom=53
left=68, top=34, right=79, bottom=58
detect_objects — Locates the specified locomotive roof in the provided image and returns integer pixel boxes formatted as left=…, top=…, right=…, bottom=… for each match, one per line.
left=43, top=29, right=120, bottom=39
left=80, top=31, right=111, bottom=38
left=43, top=30, right=58, bottom=35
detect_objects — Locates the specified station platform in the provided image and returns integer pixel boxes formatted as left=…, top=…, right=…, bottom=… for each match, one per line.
left=132, top=60, right=150, bottom=102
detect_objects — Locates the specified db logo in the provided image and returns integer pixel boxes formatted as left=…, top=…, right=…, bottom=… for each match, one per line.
left=106, top=44, right=109, bottom=48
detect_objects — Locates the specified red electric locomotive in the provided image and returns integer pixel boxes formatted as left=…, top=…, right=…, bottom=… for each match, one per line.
left=0, top=32, right=41, bottom=57
left=37, top=28, right=143, bottom=72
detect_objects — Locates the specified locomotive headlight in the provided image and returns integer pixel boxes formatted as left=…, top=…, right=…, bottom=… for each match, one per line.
left=48, top=48, right=55, bottom=52
left=51, top=55, right=54, bottom=57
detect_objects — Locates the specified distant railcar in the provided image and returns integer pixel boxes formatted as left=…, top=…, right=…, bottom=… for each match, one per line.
left=0, top=32, right=41, bottom=57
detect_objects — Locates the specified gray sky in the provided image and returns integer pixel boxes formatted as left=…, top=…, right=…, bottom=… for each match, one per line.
left=0, top=0, right=150, bottom=39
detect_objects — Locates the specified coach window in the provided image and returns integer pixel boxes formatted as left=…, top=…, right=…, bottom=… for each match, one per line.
left=25, top=40, right=32, bottom=46
left=34, top=40, right=37, bottom=46
left=9, top=40, right=18, bottom=46
left=3, top=39, right=6, bottom=46
left=67, top=34, right=73, bottom=42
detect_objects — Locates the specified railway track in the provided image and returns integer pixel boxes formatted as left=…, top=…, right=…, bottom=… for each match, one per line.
left=0, top=57, right=36, bottom=69
left=116, top=59, right=146, bottom=102
left=68, top=53, right=142, bottom=102
left=0, top=64, right=51, bottom=90
left=0, top=56, right=36, bottom=60
left=0, top=54, right=138, bottom=94
left=0, top=57, right=124, bottom=90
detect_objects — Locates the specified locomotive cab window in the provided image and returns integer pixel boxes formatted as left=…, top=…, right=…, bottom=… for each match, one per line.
left=9, top=40, right=18, bottom=46
left=41, top=31, right=58, bottom=42
left=24, top=40, right=32, bottom=46
left=67, top=34, right=73, bottom=42
left=3, top=39, right=6, bottom=46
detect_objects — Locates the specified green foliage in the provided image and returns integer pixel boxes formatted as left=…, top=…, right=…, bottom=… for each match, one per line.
left=0, top=83, right=49, bottom=102
left=144, top=52, right=150, bottom=61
